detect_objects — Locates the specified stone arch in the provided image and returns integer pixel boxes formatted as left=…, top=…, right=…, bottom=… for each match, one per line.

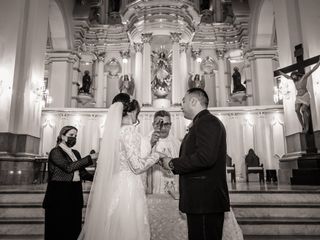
left=48, top=0, right=74, bottom=49
left=248, top=0, right=276, bottom=48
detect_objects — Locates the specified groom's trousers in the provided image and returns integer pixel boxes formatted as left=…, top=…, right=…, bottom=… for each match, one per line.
left=186, top=212, right=224, bottom=240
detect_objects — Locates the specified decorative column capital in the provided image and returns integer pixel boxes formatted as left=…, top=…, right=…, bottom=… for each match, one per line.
left=141, top=33, right=153, bottom=44
left=244, top=47, right=278, bottom=61
left=170, top=32, right=182, bottom=43
left=180, top=43, right=189, bottom=53
left=46, top=50, right=80, bottom=64
left=191, top=48, right=201, bottom=60
left=97, top=52, right=106, bottom=62
left=134, top=43, right=143, bottom=53
left=216, top=49, right=227, bottom=59
left=120, top=49, right=130, bottom=59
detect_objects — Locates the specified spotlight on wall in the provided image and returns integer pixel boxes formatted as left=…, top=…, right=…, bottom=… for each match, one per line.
left=120, top=50, right=130, bottom=64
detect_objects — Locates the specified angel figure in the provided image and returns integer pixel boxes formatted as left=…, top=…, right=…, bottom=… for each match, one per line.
left=119, top=74, right=135, bottom=96
left=188, top=73, right=205, bottom=89
left=151, top=50, right=172, bottom=98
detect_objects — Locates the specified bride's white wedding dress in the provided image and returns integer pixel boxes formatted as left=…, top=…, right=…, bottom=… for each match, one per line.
left=105, top=125, right=159, bottom=240
left=78, top=103, right=159, bottom=240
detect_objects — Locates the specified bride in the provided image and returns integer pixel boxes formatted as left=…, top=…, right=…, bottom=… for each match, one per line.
left=78, top=93, right=164, bottom=240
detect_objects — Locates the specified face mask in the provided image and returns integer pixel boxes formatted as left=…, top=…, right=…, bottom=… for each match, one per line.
left=65, top=136, right=77, bottom=148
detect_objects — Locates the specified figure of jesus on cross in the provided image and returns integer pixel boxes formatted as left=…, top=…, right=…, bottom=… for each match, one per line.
left=274, top=44, right=320, bottom=133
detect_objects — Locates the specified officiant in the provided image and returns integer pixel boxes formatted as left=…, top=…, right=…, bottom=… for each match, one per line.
left=149, top=110, right=181, bottom=194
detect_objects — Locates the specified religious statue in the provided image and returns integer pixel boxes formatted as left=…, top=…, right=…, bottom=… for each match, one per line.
left=232, top=67, right=246, bottom=93
left=79, top=70, right=92, bottom=94
left=151, top=50, right=172, bottom=98
left=119, top=74, right=135, bottom=96
left=188, top=74, right=205, bottom=89
left=279, top=59, right=320, bottom=133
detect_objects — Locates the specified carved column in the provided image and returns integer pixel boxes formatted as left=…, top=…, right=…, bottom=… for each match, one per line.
left=243, top=59, right=253, bottom=105
left=180, top=43, right=189, bottom=96
left=141, top=33, right=153, bottom=105
left=171, top=32, right=182, bottom=105
left=245, top=48, right=278, bottom=105
left=134, top=43, right=143, bottom=103
left=96, top=53, right=105, bottom=107
left=47, top=51, right=79, bottom=107
left=71, top=54, right=81, bottom=107
left=192, top=48, right=201, bottom=74
left=216, top=49, right=228, bottom=107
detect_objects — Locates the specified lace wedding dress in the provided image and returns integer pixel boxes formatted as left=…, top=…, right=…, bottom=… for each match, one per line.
left=78, top=103, right=159, bottom=240
left=106, top=125, right=159, bottom=240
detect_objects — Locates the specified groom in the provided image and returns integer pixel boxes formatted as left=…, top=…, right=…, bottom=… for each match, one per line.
left=161, top=88, right=230, bottom=240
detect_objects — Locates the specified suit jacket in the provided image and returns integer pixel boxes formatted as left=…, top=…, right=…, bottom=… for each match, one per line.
left=172, top=109, right=230, bottom=214
left=43, top=146, right=93, bottom=209
left=47, top=146, right=93, bottom=182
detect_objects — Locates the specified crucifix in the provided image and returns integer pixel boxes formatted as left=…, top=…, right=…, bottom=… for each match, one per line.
left=274, top=44, right=320, bottom=153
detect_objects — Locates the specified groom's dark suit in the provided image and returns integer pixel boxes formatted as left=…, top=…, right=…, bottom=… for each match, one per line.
left=171, top=109, right=230, bottom=240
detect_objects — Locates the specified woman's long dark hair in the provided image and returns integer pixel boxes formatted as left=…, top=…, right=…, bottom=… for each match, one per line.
left=56, top=125, right=78, bottom=146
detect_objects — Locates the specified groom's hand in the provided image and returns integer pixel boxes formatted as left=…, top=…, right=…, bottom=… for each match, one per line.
left=161, top=157, right=173, bottom=170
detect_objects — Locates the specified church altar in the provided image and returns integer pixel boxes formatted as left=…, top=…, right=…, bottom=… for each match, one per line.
left=40, top=105, right=285, bottom=181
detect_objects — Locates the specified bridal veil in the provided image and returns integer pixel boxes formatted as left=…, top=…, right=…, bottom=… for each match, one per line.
left=78, top=102, right=123, bottom=240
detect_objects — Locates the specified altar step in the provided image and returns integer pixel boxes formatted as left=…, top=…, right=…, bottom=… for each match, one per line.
left=1, top=188, right=320, bottom=239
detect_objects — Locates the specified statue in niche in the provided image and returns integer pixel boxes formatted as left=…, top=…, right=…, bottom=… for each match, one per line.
left=119, top=74, right=135, bottom=96
left=79, top=70, right=92, bottom=94
left=232, top=67, right=246, bottom=93
left=188, top=74, right=205, bottom=89
left=89, top=6, right=101, bottom=24
left=151, top=50, right=172, bottom=98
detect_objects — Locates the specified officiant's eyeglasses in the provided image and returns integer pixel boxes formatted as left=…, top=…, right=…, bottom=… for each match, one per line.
left=156, top=122, right=171, bottom=128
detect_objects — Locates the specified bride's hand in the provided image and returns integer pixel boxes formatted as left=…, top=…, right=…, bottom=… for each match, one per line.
left=156, top=151, right=168, bottom=159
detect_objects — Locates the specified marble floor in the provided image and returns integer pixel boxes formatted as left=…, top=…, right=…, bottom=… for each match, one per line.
left=0, top=181, right=319, bottom=192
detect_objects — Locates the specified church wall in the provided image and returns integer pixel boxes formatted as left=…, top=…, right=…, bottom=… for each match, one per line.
left=40, top=105, right=285, bottom=182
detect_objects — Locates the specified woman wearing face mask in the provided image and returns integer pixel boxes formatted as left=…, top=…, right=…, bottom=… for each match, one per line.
left=42, top=125, right=98, bottom=240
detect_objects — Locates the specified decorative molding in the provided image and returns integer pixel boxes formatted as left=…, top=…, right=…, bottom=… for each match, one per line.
left=141, top=33, right=153, bottom=44
left=134, top=43, right=143, bottom=53
left=179, top=43, right=188, bottom=53
left=170, top=32, right=182, bottom=43
left=191, top=48, right=201, bottom=60
left=244, top=48, right=278, bottom=61
left=46, top=51, right=80, bottom=64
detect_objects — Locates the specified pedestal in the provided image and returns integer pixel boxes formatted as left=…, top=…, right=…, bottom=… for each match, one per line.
left=152, top=98, right=171, bottom=108
left=278, top=152, right=320, bottom=185
left=75, top=93, right=95, bottom=107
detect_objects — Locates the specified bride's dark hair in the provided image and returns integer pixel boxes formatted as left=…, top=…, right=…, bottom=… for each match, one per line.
left=112, top=93, right=140, bottom=117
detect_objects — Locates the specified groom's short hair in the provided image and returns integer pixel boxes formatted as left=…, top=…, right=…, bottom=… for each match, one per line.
left=187, top=88, right=209, bottom=108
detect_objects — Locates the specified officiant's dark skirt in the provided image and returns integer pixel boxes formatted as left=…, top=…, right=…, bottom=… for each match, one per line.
left=43, top=181, right=84, bottom=240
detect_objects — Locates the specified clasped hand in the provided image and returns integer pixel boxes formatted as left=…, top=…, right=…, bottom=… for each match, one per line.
left=155, top=151, right=172, bottom=170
